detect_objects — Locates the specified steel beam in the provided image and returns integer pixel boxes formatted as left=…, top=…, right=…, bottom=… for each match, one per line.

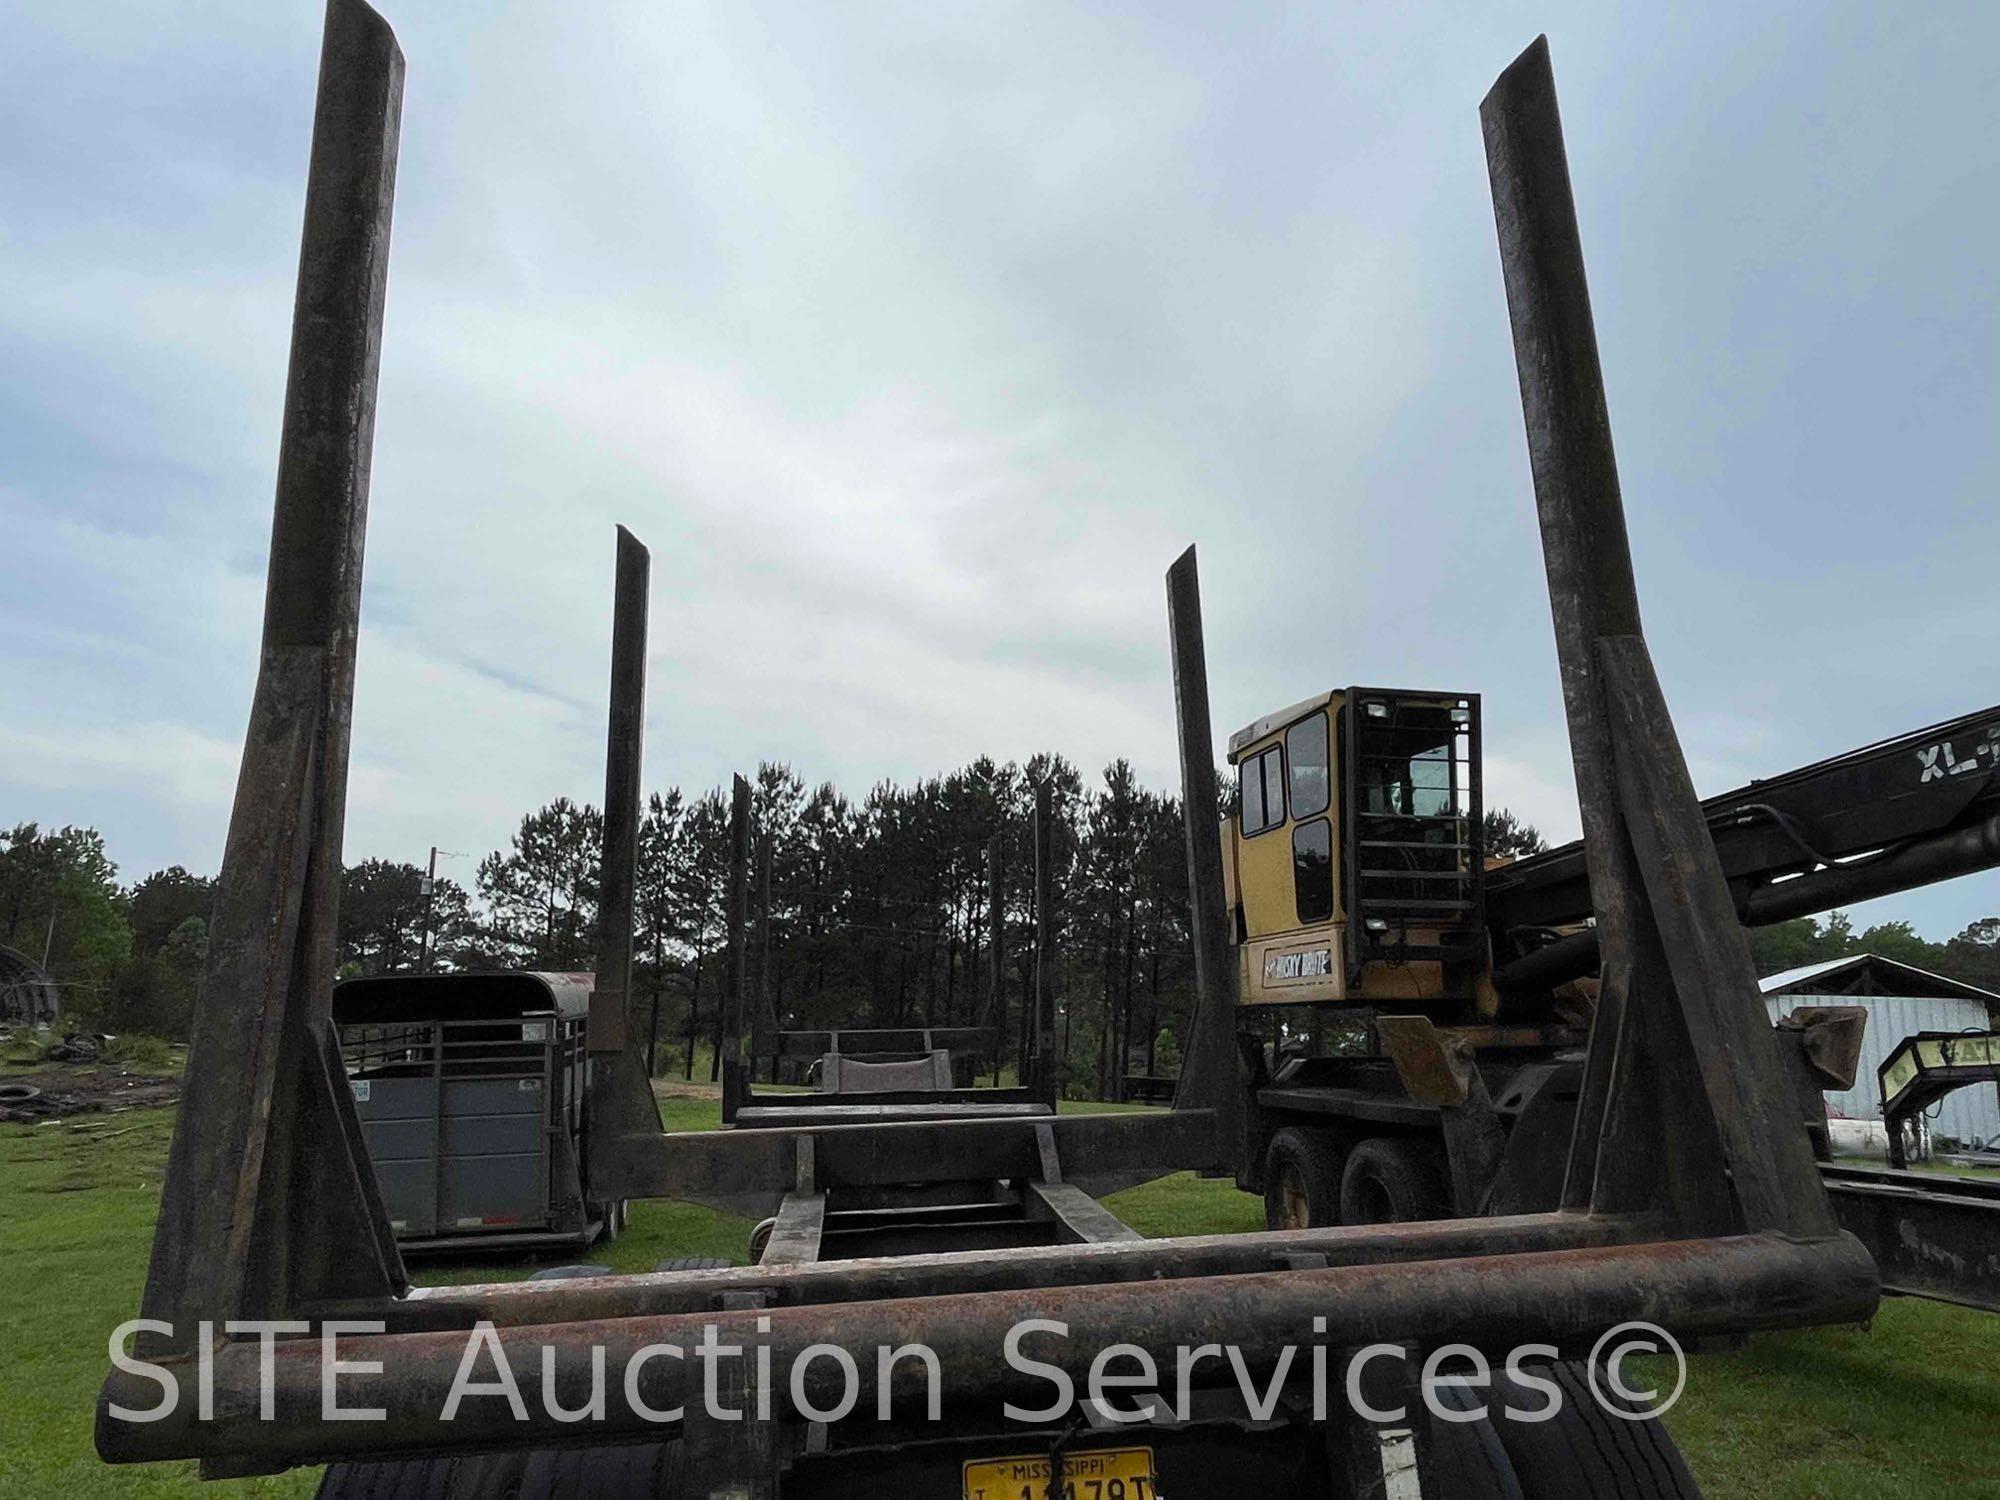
left=586, top=1107, right=1218, bottom=1218
left=1026, top=1180, right=1146, bottom=1244
left=1164, top=546, right=1246, bottom=1171
left=1030, top=780, right=1058, bottom=1104
left=135, top=0, right=407, bottom=1348
left=102, top=1231, right=1876, bottom=1467
left=719, top=774, right=753, bottom=1123
left=378, top=1210, right=1638, bottom=1328
left=1482, top=37, right=1838, bottom=1241
left=588, top=526, right=666, bottom=1172
left=1822, top=1165, right=2000, bottom=1311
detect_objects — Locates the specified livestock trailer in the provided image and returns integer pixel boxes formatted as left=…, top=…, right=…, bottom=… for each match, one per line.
left=334, top=971, right=617, bottom=1251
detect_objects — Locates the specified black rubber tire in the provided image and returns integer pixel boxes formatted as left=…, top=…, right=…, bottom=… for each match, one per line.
left=1488, top=1360, right=1701, bottom=1497
left=1401, top=1356, right=1699, bottom=1498
left=1423, top=1375, right=1527, bottom=1499
left=748, top=1216, right=777, bottom=1263
left=1338, top=1135, right=1450, bottom=1225
left=318, top=1441, right=686, bottom=1498
left=652, top=1256, right=733, bottom=1272
left=1263, top=1127, right=1345, bottom=1229
left=0, top=1083, right=40, bottom=1103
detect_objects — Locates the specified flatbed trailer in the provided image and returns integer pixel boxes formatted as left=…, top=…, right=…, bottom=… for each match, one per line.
left=94, top=9, right=1952, bottom=1496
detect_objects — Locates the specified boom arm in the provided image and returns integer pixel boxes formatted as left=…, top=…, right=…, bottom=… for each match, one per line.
left=1490, top=706, right=2000, bottom=990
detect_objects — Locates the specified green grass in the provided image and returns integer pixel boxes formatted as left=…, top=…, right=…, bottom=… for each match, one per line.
left=5, top=1091, right=1997, bottom=1497
left=0, top=1108, right=312, bottom=1498
left=1640, top=1300, right=2000, bottom=1499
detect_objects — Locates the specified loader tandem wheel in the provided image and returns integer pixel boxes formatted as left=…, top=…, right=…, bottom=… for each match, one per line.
left=1338, top=1135, right=1449, bottom=1225
left=1263, top=1126, right=1345, bottom=1229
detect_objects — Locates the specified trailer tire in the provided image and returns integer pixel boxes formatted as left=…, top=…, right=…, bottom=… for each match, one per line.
left=1487, top=1360, right=1701, bottom=1497
left=1414, top=1359, right=1700, bottom=1498
left=749, top=1216, right=776, bottom=1262
left=318, top=1441, right=687, bottom=1498
left=1339, top=1136, right=1449, bottom=1224
left=1263, top=1127, right=1345, bottom=1229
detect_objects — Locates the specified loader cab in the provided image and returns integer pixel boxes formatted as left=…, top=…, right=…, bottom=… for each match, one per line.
left=1225, top=688, right=1484, bottom=1009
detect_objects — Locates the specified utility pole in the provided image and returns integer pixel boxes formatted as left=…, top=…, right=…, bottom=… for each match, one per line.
left=417, top=845, right=438, bottom=973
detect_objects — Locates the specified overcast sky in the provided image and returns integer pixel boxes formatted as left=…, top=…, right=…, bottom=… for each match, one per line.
left=2, top=1, right=1994, bottom=940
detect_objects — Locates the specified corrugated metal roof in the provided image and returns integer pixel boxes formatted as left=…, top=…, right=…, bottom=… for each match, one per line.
left=1758, top=952, right=2000, bottom=1004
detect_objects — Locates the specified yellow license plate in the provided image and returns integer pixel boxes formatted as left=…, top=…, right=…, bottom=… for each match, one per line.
left=962, top=1446, right=1157, bottom=1500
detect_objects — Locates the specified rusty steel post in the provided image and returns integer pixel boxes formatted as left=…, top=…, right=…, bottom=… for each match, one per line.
left=1030, top=781, right=1058, bottom=1104
left=136, top=0, right=407, bottom=1346
left=588, top=525, right=665, bottom=1182
left=719, top=774, right=753, bottom=1122
left=1483, top=36, right=1836, bottom=1238
left=985, top=830, right=1005, bottom=1084
left=755, top=832, right=776, bottom=1080
left=1164, top=546, right=1244, bottom=1169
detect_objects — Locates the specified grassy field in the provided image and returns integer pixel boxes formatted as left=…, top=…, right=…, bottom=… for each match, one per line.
left=4, top=1088, right=1996, bottom=1498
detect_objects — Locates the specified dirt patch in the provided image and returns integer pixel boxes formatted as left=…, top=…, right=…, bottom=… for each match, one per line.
left=0, top=1064, right=180, bottom=1123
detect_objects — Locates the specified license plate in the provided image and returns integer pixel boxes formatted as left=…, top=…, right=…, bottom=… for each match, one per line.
left=962, top=1446, right=1157, bottom=1500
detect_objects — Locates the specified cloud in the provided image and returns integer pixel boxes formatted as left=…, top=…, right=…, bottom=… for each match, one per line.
left=4, top=0, right=1995, bottom=944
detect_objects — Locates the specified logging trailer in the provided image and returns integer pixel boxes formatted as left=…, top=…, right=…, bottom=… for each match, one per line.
left=93, top=4, right=1995, bottom=1496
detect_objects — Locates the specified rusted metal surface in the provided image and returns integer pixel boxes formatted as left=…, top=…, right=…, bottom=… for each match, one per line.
left=1164, top=546, right=1248, bottom=1173
left=1822, top=1165, right=2000, bottom=1311
left=1483, top=37, right=1836, bottom=1243
left=135, top=0, right=407, bottom=1353
left=102, top=1231, right=1876, bottom=1467
left=351, top=1211, right=1639, bottom=1327
left=1376, top=1015, right=1508, bottom=1214
left=1776, top=1005, right=1869, bottom=1091
left=718, top=774, right=752, bottom=1125
left=579, top=1107, right=1220, bottom=1219
left=1029, top=779, right=1058, bottom=1104
left=587, top=525, right=666, bottom=1179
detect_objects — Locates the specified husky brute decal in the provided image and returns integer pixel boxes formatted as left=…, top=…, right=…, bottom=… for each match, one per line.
left=1264, top=948, right=1334, bottom=982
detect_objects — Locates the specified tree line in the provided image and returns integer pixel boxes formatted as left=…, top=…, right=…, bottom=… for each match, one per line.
left=6, top=783, right=1997, bottom=1096
left=0, top=753, right=1202, bottom=1099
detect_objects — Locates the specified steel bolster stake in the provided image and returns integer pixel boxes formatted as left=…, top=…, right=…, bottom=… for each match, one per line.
left=1164, top=547, right=1245, bottom=1167
left=1482, top=38, right=1860, bottom=1249
left=587, top=526, right=669, bottom=1195
left=119, top=0, right=408, bottom=1371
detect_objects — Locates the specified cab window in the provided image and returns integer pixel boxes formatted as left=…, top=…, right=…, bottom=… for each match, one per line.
left=1288, top=712, right=1329, bottom=819
left=1293, top=818, right=1333, bottom=923
left=1240, top=745, right=1285, bottom=836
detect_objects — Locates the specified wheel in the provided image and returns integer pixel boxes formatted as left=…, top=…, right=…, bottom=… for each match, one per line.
left=1410, top=1358, right=1701, bottom=1498
left=318, top=1442, right=687, bottom=1498
left=1263, top=1127, right=1345, bottom=1229
left=652, top=1256, right=733, bottom=1272
left=1487, top=1360, right=1701, bottom=1497
left=1339, top=1135, right=1449, bottom=1225
left=748, top=1216, right=777, bottom=1263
